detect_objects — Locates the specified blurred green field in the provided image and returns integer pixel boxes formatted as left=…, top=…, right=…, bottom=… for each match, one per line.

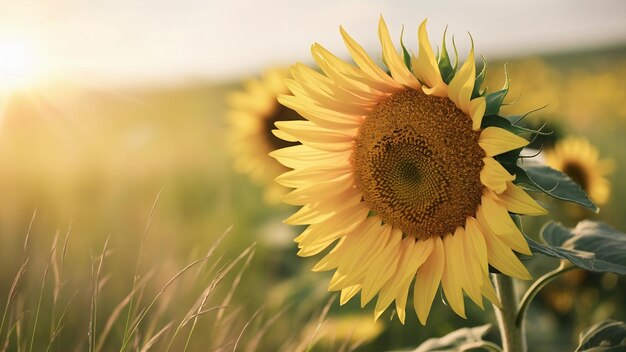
left=1, top=45, right=625, bottom=351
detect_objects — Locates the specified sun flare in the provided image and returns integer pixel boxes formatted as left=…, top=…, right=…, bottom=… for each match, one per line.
left=0, top=33, right=45, bottom=92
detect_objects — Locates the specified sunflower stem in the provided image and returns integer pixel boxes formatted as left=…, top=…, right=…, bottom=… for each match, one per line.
left=515, top=261, right=577, bottom=327
left=492, top=274, right=525, bottom=352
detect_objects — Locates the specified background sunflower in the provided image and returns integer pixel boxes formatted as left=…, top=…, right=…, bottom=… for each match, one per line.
left=544, top=136, right=614, bottom=205
left=228, top=68, right=302, bottom=204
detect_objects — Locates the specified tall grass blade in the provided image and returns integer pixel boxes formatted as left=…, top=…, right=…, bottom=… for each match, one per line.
left=28, top=234, right=58, bottom=352
left=122, top=190, right=162, bottom=348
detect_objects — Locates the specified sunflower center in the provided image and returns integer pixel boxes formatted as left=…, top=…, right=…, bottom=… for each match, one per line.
left=562, top=162, right=589, bottom=192
left=264, top=104, right=301, bottom=150
left=353, top=89, right=485, bottom=240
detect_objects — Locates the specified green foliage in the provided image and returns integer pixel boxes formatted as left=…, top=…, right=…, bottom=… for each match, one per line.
left=515, top=160, right=598, bottom=212
left=437, top=28, right=456, bottom=84
left=472, top=56, right=487, bottom=99
left=484, top=67, right=509, bottom=116
left=576, top=320, right=626, bottom=352
left=400, top=29, right=413, bottom=72
left=539, top=221, right=626, bottom=275
left=524, top=232, right=594, bottom=271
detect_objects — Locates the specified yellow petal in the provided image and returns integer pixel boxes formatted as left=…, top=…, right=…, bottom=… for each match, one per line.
left=476, top=204, right=531, bottom=256
left=276, top=164, right=352, bottom=188
left=441, top=232, right=466, bottom=318
left=499, top=181, right=548, bottom=215
left=275, top=120, right=355, bottom=152
left=448, top=42, right=475, bottom=114
left=374, top=237, right=416, bottom=319
left=285, top=78, right=369, bottom=117
left=413, top=236, right=444, bottom=325
left=282, top=173, right=354, bottom=205
left=340, top=285, right=361, bottom=305
left=284, top=203, right=334, bottom=225
left=413, top=19, right=447, bottom=97
left=469, top=97, right=486, bottom=130
left=480, top=274, right=501, bottom=308
left=404, top=239, right=435, bottom=283
left=394, top=279, right=413, bottom=324
left=482, top=229, right=532, bottom=280
left=479, top=127, right=529, bottom=157
left=272, top=129, right=298, bottom=143
left=278, top=94, right=363, bottom=130
left=297, top=237, right=339, bottom=258
left=312, top=237, right=346, bottom=272
left=393, top=239, right=435, bottom=323
left=310, top=43, right=387, bottom=97
left=328, top=222, right=393, bottom=291
left=289, top=63, right=375, bottom=109
left=296, top=202, right=368, bottom=244
left=477, top=192, right=521, bottom=237
left=374, top=236, right=415, bottom=319
left=374, top=237, right=433, bottom=320
left=377, top=16, right=420, bottom=89
left=361, top=229, right=403, bottom=307
left=480, top=157, right=516, bottom=194
left=339, top=26, right=403, bottom=92
left=312, top=209, right=374, bottom=272
left=458, top=221, right=485, bottom=308
left=465, top=217, right=488, bottom=275
left=295, top=203, right=369, bottom=256
left=270, top=144, right=351, bottom=170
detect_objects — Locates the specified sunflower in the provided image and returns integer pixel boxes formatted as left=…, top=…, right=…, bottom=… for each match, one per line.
left=544, top=137, right=613, bottom=205
left=228, top=68, right=302, bottom=203
left=271, top=17, right=547, bottom=324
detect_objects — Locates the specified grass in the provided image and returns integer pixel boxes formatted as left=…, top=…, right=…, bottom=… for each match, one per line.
left=0, top=197, right=374, bottom=351
left=0, top=208, right=297, bottom=351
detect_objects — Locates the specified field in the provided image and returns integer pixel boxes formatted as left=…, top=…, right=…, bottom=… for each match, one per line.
left=0, top=46, right=625, bottom=351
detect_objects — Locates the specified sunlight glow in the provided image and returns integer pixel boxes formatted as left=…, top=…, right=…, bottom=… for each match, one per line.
left=0, top=33, right=45, bottom=92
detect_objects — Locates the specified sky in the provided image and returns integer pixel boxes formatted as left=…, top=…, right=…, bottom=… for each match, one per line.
left=1, top=0, right=625, bottom=87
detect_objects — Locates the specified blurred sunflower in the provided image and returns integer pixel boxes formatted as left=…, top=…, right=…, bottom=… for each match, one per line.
left=545, top=137, right=613, bottom=205
left=302, top=314, right=384, bottom=349
left=228, top=68, right=302, bottom=203
left=271, top=17, right=547, bottom=324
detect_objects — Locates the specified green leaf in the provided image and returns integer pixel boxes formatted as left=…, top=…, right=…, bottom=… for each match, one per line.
left=472, top=56, right=487, bottom=99
left=437, top=29, right=457, bottom=84
left=523, top=232, right=595, bottom=271
left=541, top=221, right=626, bottom=275
left=515, top=160, right=598, bottom=212
left=576, top=320, right=626, bottom=352
left=412, top=324, right=493, bottom=352
left=484, top=65, right=509, bottom=116
left=400, top=27, right=412, bottom=72
left=481, top=115, right=546, bottom=136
